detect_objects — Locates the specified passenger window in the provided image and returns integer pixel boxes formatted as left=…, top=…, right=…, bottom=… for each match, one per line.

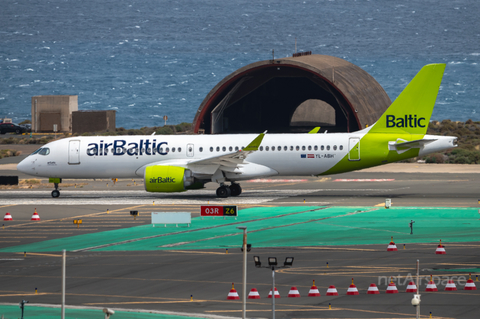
left=333, top=145, right=337, bottom=151
left=228, top=146, right=232, bottom=151
left=321, top=145, right=325, bottom=151
left=339, top=145, right=343, bottom=150
left=290, top=146, right=294, bottom=151
left=314, top=145, right=318, bottom=151
left=326, top=145, right=330, bottom=151
left=222, top=146, right=226, bottom=152
left=159, top=147, right=164, bottom=152
left=178, top=147, right=182, bottom=152
left=210, top=147, right=213, bottom=152
left=260, top=146, right=263, bottom=151
left=235, top=146, right=239, bottom=151
left=172, top=147, right=176, bottom=152
left=199, top=147, right=203, bottom=152
left=266, top=146, right=269, bottom=151
left=302, top=146, right=306, bottom=151
left=272, top=146, right=275, bottom=151
left=278, top=146, right=281, bottom=151
left=296, top=146, right=299, bottom=151
left=308, top=146, right=311, bottom=151
left=166, top=147, right=170, bottom=153
left=284, top=146, right=287, bottom=151
left=216, top=146, right=220, bottom=152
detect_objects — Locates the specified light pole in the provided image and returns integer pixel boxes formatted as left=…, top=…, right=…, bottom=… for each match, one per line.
left=254, top=256, right=294, bottom=319
left=236, top=226, right=247, bottom=319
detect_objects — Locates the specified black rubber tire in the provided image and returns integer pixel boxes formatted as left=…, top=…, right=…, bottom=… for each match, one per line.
left=15, top=129, right=20, bottom=134
left=229, top=183, right=242, bottom=196
left=216, top=186, right=231, bottom=198
left=51, top=190, right=60, bottom=198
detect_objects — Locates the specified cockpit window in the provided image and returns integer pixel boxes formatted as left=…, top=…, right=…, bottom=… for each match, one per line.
left=32, top=148, right=42, bottom=155
left=39, top=148, right=50, bottom=155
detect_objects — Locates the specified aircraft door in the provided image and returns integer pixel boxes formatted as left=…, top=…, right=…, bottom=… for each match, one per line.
left=348, top=137, right=360, bottom=161
left=187, top=143, right=194, bottom=157
left=68, top=140, right=81, bottom=164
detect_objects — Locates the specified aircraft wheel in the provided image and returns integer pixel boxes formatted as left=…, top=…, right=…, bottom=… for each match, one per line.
left=216, top=185, right=231, bottom=198
left=229, top=183, right=242, bottom=196
left=51, top=190, right=60, bottom=198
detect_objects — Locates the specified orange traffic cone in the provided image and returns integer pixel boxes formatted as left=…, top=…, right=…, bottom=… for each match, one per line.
left=406, top=281, right=417, bottom=293
left=227, top=283, right=240, bottom=300
left=435, top=239, right=446, bottom=254
left=3, top=212, right=12, bottom=221
left=367, top=283, right=380, bottom=294
left=248, top=288, right=261, bottom=299
left=464, top=274, right=477, bottom=291
left=267, top=287, right=280, bottom=298
left=287, top=286, right=301, bottom=298
left=425, top=275, right=438, bottom=292
left=346, top=278, right=359, bottom=295
left=444, top=280, right=457, bottom=291
left=386, top=278, right=399, bottom=294
left=326, top=285, right=338, bottom=296
left=31, top=208, right=40, bottom=221
left=387, top=236, right=398, bottom=251
left=308, top=280, right=321, bottom=297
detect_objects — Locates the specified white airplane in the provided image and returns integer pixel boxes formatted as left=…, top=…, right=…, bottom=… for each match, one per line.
left=17, top=64, right=457, bottom=198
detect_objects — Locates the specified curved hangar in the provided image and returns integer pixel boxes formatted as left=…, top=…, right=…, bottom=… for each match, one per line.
left=193, top=54, right=392, bottom=134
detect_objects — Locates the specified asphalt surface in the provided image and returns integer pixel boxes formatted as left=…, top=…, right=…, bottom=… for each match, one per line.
left=1, top=152, right=480, bottom=318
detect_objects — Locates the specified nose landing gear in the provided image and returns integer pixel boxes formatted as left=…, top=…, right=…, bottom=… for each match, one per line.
left=49, top=178, right=62, bottom=198
left=216, top=183, right=242, bottom=198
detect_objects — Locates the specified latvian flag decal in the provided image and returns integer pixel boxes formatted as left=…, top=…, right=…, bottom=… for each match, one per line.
left=301, top=154, right=315, bottom=158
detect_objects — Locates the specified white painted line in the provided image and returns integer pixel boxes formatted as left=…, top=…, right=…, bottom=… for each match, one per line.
left=0, top=189, right=320, bottom=205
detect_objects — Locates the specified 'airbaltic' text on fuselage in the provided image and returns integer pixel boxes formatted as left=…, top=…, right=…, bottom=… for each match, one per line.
left=386, top=115, right=426, bottom=128
left=87, top=139, right=168, bottom=156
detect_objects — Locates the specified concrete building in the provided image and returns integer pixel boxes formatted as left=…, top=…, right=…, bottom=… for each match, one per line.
left=31, top=95, right=78, bottom=133
left=193, top=54, right=391, bottom=134
left=72, top=110, right=116, bottom=134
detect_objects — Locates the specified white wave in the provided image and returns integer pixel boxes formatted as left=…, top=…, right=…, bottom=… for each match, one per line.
left=24, top=68, right=34, bottom=71
left=6, top=58, right=19, bottom=62
left=470, top=53, right=480, bottom=56
left=18, top=84, right=30, bottom=87
left=40, top=46, right=50, bottom=50
left=128, top=103, right=135, bottom=107
left=448, top=61, right=465, bottom=65
left=166, top=84, right=176, bottom=87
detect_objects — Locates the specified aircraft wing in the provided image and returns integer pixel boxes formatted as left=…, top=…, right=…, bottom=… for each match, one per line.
left=388, top=138, right=437, bottom=154
left=186, top=131, right=266, bottom=174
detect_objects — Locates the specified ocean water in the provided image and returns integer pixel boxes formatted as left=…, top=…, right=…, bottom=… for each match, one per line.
left=1, top=0, right=479, bottom=129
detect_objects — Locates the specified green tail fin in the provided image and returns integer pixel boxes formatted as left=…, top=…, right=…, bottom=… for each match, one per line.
left=369, top=63, right=446, bottom=135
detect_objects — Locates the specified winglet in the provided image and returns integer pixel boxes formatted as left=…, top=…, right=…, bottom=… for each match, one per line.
left=308, top=127, right=321, bottom=134
left=243, top=131, right=267, bottom=151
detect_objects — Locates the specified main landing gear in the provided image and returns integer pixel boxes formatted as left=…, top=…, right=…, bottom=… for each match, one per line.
left=216, top=183, right=242, bottom=198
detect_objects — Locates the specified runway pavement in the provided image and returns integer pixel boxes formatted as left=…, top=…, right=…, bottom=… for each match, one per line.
left=1, top=159, right=480, bottom=318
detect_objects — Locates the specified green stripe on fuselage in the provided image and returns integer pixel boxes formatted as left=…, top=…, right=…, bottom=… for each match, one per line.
left=320, top=133, right=423, bottom=175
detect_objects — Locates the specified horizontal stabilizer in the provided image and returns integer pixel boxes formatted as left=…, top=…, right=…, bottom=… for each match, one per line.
left=388, top=138, right=437, bottom=154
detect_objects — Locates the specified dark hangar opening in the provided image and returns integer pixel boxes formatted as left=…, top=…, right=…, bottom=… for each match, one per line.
left=193, top=55, right=391, bottom=134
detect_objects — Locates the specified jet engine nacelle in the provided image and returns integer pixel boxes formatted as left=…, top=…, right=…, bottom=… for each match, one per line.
left=144, top=165, right=194, bottom=193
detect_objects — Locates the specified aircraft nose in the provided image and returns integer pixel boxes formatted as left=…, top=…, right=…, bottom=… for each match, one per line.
left=17, top=158, right=34, bottom=174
